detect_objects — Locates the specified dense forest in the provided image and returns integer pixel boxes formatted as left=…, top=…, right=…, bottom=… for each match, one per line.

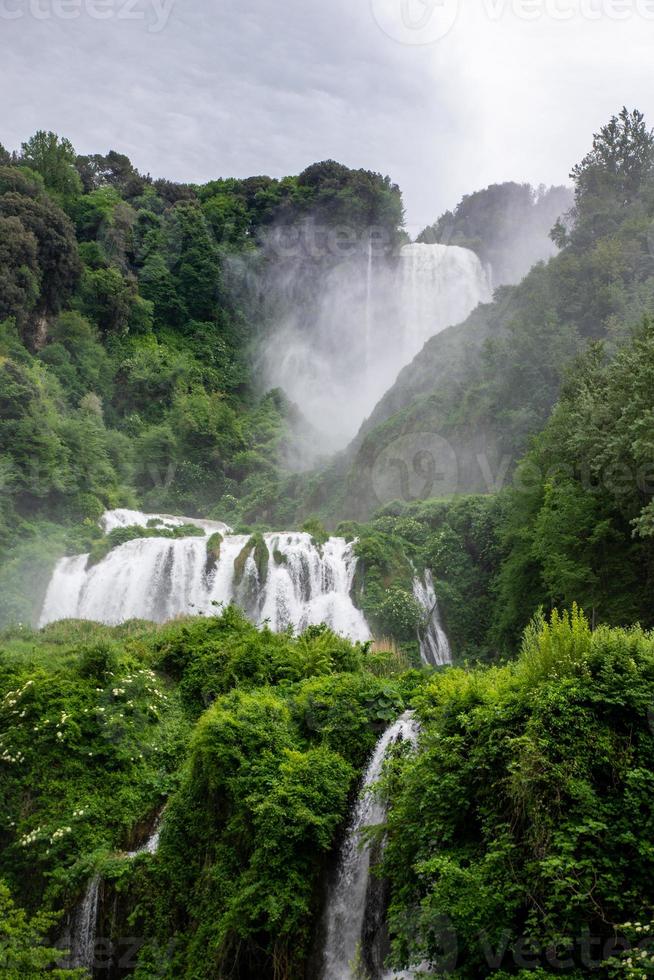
left=2, top=109, right=654, bottom=979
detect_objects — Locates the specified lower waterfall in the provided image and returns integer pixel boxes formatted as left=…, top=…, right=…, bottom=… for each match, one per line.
left=39, top=510, right=452, bottom=668
left=39, top=510, right=370, bottom=642
left=320, top=711, right=420, bottom=980
left=68, top=816, right=163, bottom=973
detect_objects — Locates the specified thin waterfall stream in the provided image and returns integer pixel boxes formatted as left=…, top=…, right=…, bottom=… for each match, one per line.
left=68, top=813, right=163, bottom=972
left=69, top=874, right=101, bottom=971
left=413, top=570, right=452, bottom=667
left=320, top=711, right=420, bottom=980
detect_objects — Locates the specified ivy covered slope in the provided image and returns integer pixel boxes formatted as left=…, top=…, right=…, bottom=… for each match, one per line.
left=334, top=108, right=654, bottom=521
left=0, top=133, right=403, bottom=625
left=382, top=608, right=654, bottom=979
left=0, top=608, right=416, bottom=977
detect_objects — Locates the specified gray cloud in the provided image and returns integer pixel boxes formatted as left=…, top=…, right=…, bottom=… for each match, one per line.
left=1, top=0, right=653, bottom=229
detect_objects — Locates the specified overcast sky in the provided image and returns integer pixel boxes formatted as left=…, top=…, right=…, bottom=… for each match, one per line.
left=2, top=0, right=654, bottom=232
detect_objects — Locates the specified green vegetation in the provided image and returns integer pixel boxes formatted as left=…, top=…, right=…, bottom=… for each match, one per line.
left=3, top=607, right=654, bottom=978
left=0, top=609, right=414, bottom=978
left=88, top=522, right=204, bottom=566
left=383, top=608, right=654, bottom=978
left=0, top=880, right=83, bottom=979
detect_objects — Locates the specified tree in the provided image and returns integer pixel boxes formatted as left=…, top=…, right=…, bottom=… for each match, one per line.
left=20, top=131, right=82, bottom=208
left=560, top=107, right=654, bottom=248
left=572, top=107, right=654, bottom=207
left=37, top=311, right=113, bottom=406
left=0, top=191, right=81, bottom=317
left=76, top=149, right=146, bottom=198
left=0, top=166, right=43, bottom=199
left=0, top=879, right=82, bottom=978
left=164, top=202, right=221, bottom=321
left=0, top=216, right=41, bottom=324
left=75, top=266, right=137, bottom=335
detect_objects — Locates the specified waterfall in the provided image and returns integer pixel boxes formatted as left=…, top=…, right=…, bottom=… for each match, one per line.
left=127, top=818, right=162, bottom=858
left=261, top=242, right=491, bottom=452
left=70, top=875, right=100, bottom=970
left=40, top=511, right=370, bottom=642
left=321, top=711, right=420, bottom=980
left=397, top=243, right=491, bottom=362
left=413, top=570, right=452, bottom=667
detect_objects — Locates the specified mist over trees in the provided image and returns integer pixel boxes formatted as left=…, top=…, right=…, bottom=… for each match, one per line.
left=418, top=180, right=573, bottom=286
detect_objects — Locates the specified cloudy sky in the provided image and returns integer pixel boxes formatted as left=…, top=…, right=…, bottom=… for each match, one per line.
left=2, top=0, right=653, bottom=232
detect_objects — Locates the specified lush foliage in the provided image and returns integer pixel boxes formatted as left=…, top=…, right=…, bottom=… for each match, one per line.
left=0, top=609, right=415, bottom=979
left=383, top=609, right=654, bottom=978
left=4, top=111, right=654, bottom=980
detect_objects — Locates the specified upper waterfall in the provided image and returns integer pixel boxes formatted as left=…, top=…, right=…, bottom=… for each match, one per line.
left=397, top=243, right=491, bottom=361
left=260, top=242, right=491, bottom=455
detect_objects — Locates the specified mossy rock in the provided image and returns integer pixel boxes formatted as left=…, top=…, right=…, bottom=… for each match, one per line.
left=302, top=518, right=329, bottom=548
left=233, top=533, right=270, bottom=586
left=205, top=533, right=223, bottom=575
left=273, top=549, right=287, bottom=566
left=207, top=533, right=223, bottom=561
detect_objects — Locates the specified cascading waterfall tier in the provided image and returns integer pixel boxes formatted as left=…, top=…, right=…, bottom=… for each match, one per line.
left=127, top=818, right=162, bottom=859
left=261, top=242, right=491, bottom=451
left=413, top=570, right=452, bottom=667
left=40, top=510, right=370, bottom=642
left=320, top=711, right=420, bottom=980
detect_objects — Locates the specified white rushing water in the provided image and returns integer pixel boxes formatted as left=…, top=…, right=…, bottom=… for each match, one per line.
left=262, top=242, right=491, bottom=453
left=70, top=875, right=101, bottom=970
left=397, top=243, right=491, bottom=363
left=127, top=814, right=163, bottom=858
left=40, top=511, right=370, bottom=641
left=413, top=570, right=452, bottom=667
left=69, top=815, right=162, bottom=972
left=321, top=711, right=420, bottom=980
